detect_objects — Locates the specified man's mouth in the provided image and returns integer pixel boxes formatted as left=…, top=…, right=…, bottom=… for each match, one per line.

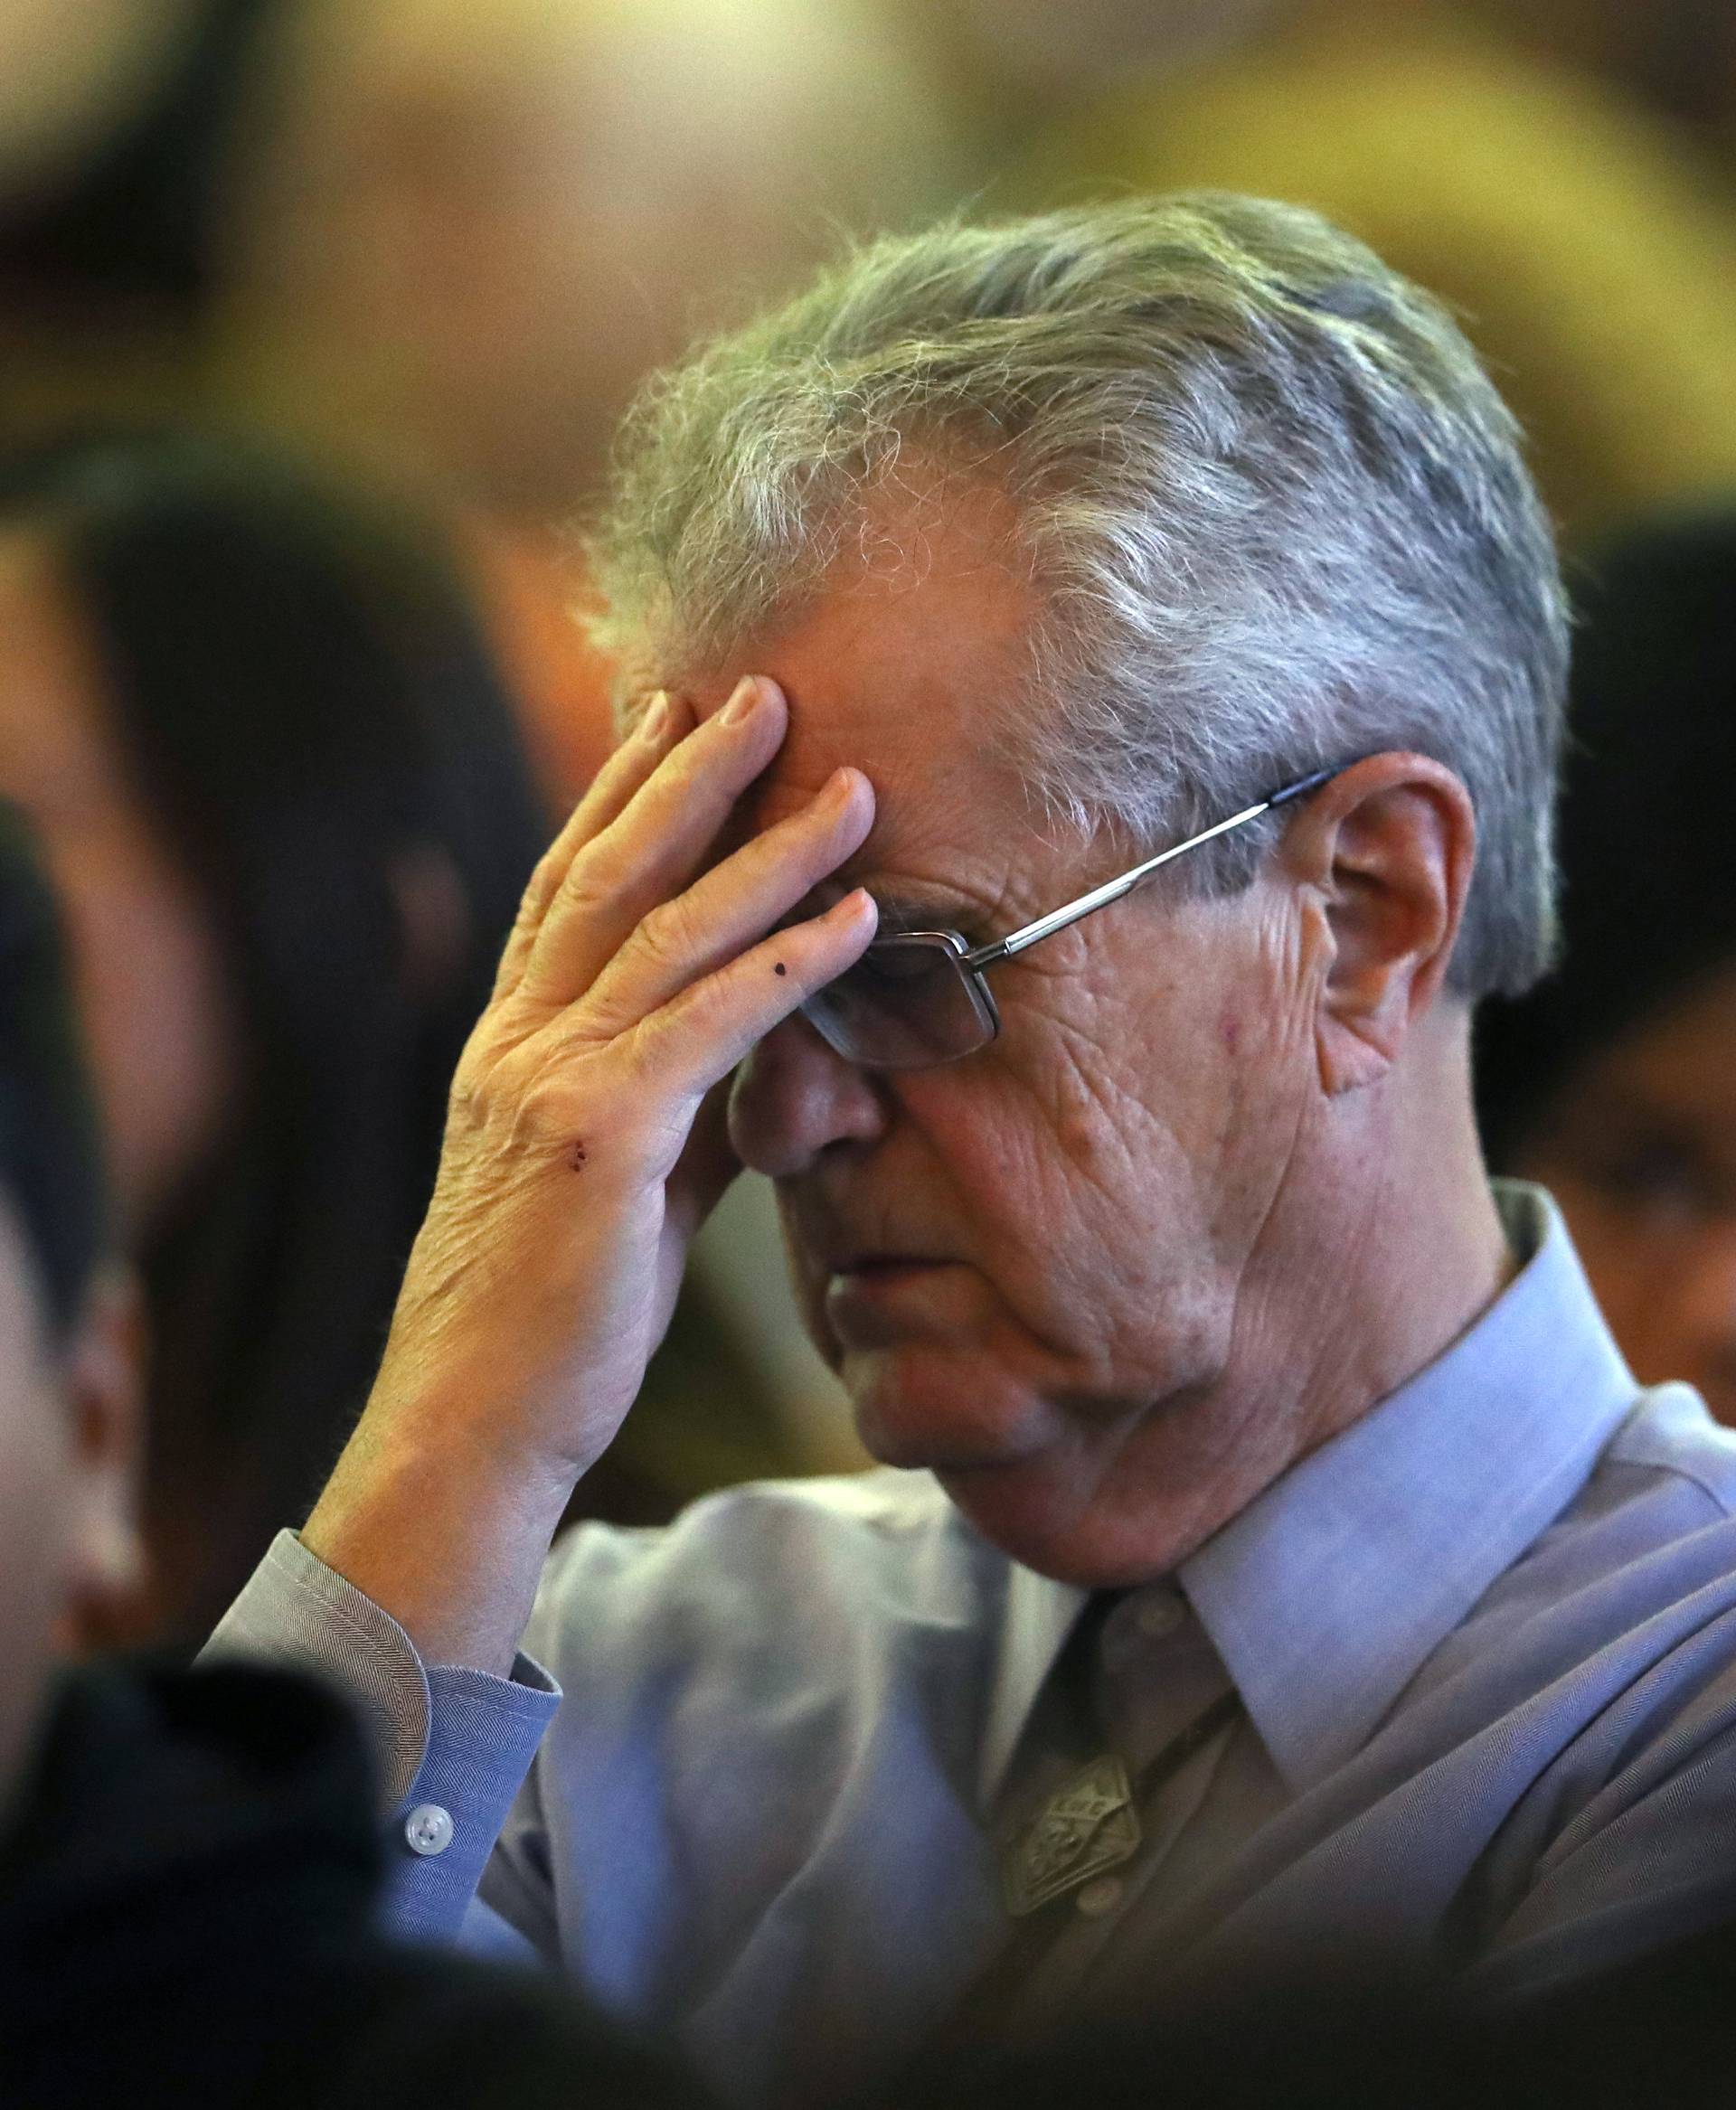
left=822, top=1254, right=964, bottom=1348
left=831, top=1252, right=948, bottom=1279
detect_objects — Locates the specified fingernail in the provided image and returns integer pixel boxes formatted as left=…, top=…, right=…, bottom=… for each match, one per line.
left=638, top=691, right=671, bottom=743
left=721, top=675, right=762, bottom=727
left=820, top=766, right=855, bottom=809
left=831, top=888, right=877, bottom=931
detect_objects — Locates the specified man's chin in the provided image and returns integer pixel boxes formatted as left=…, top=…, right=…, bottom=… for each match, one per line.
left=836, top=1347, right=1221, bottom=1584
left=840, top=1343, right=1057, bottom=1477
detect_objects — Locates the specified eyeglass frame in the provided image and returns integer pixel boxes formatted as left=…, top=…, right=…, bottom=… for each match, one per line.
left=799, top=764, right=1343, bottom=1069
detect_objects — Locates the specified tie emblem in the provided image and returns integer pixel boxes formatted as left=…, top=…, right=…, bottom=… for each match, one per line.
left=1003, top=1754, right=1141, bottom=1916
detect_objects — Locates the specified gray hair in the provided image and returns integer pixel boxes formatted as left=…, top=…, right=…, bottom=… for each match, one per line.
left=589, top=193, right=1568, bottom=999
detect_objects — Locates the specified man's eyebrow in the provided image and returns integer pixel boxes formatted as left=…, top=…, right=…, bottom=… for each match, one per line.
left=869, top=888, right=975, bottom=934
left=786, top=879, right=978, bottom=936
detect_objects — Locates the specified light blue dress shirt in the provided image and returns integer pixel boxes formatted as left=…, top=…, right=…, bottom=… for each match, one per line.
left=211, top=1185, right=1736, bottom=2106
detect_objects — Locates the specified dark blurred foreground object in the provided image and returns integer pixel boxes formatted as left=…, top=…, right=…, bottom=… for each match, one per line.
left=0, top=1661, right=706, bottom=2110
left=0, top=803, right=703, bottom=2110
left=1477, top=508, right=1736, bottom=1422
left=0, top=430, right=548, bottom=1648
left=900, top=1937, right=1736, bottom=2110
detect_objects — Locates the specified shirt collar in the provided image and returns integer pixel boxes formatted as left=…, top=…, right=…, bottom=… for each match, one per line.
left=977, top=1182, right=1638, bottom=1805
left=977, top=1559, right=1089, bottom=1807
left=1180, top=1181, right=1638, bottom=1793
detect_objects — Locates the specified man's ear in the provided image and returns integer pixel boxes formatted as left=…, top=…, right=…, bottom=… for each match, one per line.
left=1278, top=753, right=1476, bottom=1097
left=61, top=1263, right=147, bottom=1633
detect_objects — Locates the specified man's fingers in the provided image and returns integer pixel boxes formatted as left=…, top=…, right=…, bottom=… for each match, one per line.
left=581, top=767, right=874, bottom=1030
left=516, top=675, right=793, bottom=1008
left=576, top=691, right=701, bottom=846
left=491, top=690, right=692, bottom=1001
left=631, top=890, right=879, bottom=1102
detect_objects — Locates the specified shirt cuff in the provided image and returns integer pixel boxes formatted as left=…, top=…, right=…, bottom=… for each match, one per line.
left=205, top=1530, right=562, bottom=1948
left=204, top=1529, right=430, bottom=1802
left=387, top=1658, right=560, bottom=1945
left=203, top=1529, right=560, bottom=1805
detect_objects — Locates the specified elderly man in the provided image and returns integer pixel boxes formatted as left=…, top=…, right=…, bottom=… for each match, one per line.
left=215, top=195, right=1736, bottom=2105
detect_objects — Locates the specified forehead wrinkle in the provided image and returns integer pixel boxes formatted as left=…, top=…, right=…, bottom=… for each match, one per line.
left=755, top=736, right=1096, bottom=954
left=701, top=486, right=1060, bottom=922
left=790, top=828, right=1021, bottom=937
left=739, top=705, right=1024, bottom=923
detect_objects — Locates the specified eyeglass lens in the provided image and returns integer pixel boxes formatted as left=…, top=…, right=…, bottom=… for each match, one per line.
left=800, top=932, right=999, bottom=1069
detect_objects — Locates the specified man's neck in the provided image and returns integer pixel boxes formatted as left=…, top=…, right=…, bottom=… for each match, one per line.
left=1242, top=1013, right=1512, bottom=1475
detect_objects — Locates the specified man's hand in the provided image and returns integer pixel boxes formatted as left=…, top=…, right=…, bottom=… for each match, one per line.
left=301, top=676, right=875, bottom=1670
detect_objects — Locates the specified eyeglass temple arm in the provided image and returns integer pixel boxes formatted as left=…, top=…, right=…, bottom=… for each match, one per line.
left=965, top=767, right=1339, bottom=969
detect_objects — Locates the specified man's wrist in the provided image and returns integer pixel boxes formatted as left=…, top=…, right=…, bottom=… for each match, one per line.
left=302, top=1408, right=580, bottom=1676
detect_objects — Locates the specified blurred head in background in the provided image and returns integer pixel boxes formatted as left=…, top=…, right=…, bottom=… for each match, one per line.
left=0, top=0, right=276, bottom=448
left=962, top=0, right=1736, bottom=543
left=1477, top=509, right=1736, bottom=1422
left=0, top=430, right=546, bottom=1644
left=902, top=0, right=1280, bottom=118
left=906, top=0, right=1736, bottom=169
left=0, top=805, right=139, bottom=1795
left=221, top=0, right=957, bottom=522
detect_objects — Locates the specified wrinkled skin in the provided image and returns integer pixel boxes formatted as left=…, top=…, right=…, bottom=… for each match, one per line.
left=303, top=495, right=1502, bottom=1666
left=720, top=509, right=1497, bottom=1584
left=304, top=676, right=879, bottom=1667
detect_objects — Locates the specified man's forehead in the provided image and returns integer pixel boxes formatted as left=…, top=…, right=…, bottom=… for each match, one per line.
left=699, top=508, right=1044, bottom=852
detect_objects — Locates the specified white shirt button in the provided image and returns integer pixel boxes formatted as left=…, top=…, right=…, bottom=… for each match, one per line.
left=1075, top=1875, right=1125, bottom=1918
left=405, top=1804, right=454, bottom=1856
left=1135, top=1593, right=1184, bottom=1640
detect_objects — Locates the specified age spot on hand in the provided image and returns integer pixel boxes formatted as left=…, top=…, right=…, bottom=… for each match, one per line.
left=774, top=962, right=788, bottom=977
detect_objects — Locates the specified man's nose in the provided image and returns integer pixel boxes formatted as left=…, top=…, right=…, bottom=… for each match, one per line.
left=728, top=1013, right=888, bottom=1177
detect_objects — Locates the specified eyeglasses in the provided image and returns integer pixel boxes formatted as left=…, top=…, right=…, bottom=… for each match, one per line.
left=799, top=766, right=1339, bottom=1070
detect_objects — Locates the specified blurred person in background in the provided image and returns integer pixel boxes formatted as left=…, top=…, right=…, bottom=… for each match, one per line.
left=1488, top=0, right=1736, bottom=176
left=6, top=0, right=958, bottom=796
left=0, top=1, right=276, bottom=442
left=218, top=0, right=958, bottom=796
left=0, top=429, right=807, bottom=1637
left=0, top=801, right=704, bottom=2110
left=1477, top=508, right=1736, bottom=1426
left=904, top=0, right=1736, bottom=543
left=0, top=430, right=561, bottom=1647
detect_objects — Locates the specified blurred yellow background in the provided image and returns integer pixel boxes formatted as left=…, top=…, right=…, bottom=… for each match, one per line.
left=2, top=0, right=1731, bottom=1617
